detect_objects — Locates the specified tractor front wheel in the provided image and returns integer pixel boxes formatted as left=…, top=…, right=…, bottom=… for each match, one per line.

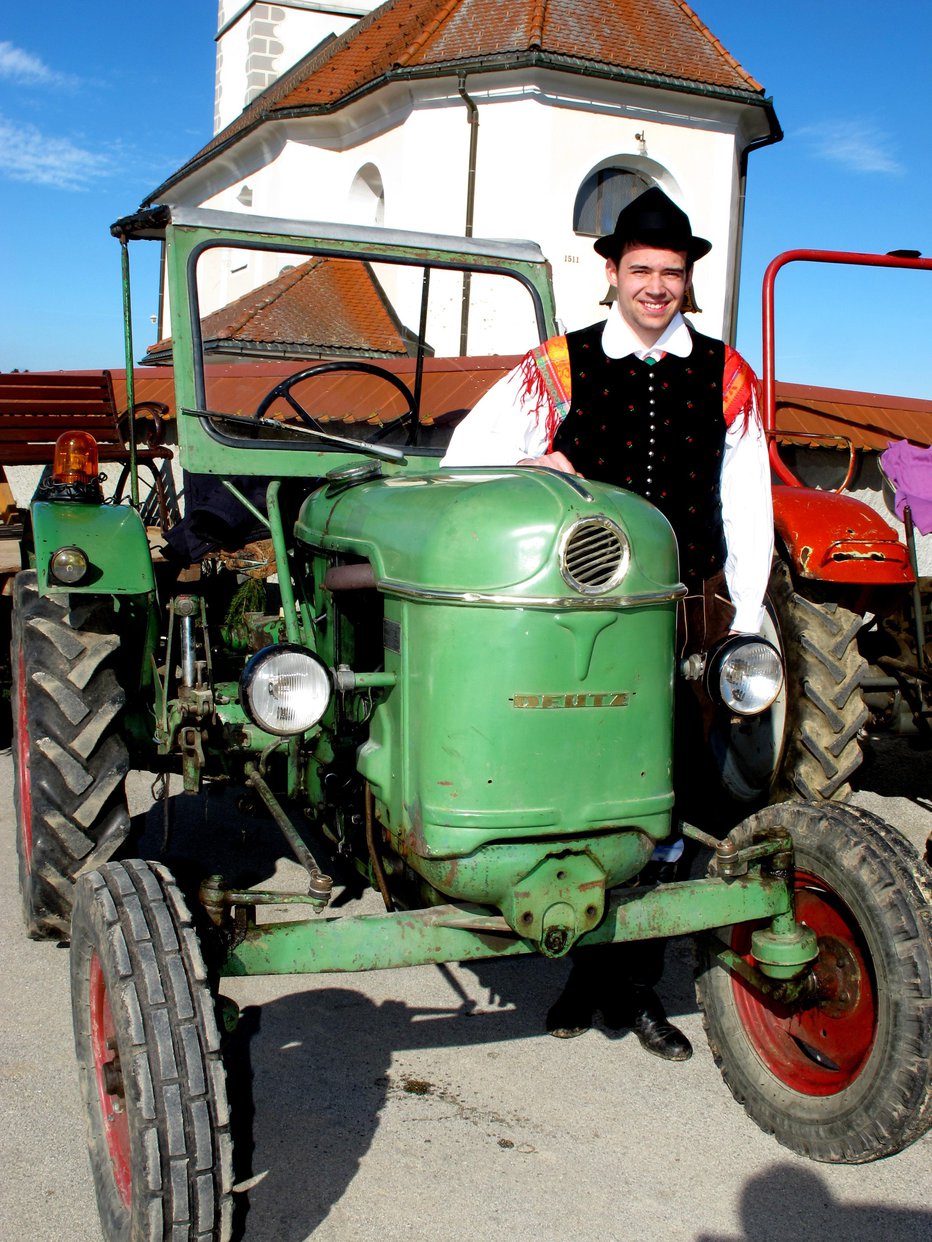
left=695, top=801, right=932, bottom=1163
left=70, top=859, right=233, bottom=1241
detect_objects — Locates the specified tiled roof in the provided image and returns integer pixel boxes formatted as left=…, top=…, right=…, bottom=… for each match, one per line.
left=148, top=0, right=771, bottom=200
left=146, top=257, right=412, bottom=361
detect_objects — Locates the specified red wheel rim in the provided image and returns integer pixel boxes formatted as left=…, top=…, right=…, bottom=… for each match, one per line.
left=15, top=647, right=33, bottom=871
left=731, top=870, right=876, bottom=1095
left=89, top=953, right=132, bottom=1204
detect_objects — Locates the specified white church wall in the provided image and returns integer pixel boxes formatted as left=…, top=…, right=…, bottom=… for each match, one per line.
left=189, top=76, right=748, bottom=350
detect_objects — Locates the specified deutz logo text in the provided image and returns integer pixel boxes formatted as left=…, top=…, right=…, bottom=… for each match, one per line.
left=512, top=692, right=630, bottom=709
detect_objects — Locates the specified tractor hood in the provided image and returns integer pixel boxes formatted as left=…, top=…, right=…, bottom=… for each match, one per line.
left=295, top=466, right=680, bottom=603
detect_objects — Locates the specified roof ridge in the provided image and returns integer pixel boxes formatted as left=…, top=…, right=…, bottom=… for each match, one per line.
left=251, top=0, right=404, bottom=111
left=393, top=0, right=464, bottom=67
left=527, top=0, right=548, bottom=49
left=672, top=0, right=763, bottom=92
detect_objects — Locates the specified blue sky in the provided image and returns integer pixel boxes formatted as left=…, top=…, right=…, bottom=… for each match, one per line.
left=2, top=1, right=931, bottom=399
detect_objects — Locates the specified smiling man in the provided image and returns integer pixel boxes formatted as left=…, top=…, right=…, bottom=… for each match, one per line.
left=443, top=186, right=771, bottom=638
left=442, top=187, right=774, bottom=1061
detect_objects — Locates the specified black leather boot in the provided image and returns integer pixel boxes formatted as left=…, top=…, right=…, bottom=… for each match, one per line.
left=545, top=984, right=594, bottom=1038
left=628, top=987, right=692, bottom=1061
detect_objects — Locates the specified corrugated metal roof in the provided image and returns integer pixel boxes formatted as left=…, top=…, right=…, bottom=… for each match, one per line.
left=10, top=365, right=924, bottom=450
left=115, top=364, right=932, bottom=449
left=775, top=383, right=932, bottom=452
left=119, top=355, right=521, bottom=428
left=148, top=0, right=772, bottom=202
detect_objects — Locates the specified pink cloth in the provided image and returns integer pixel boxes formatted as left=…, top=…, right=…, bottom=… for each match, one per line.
left=881, top=440, right=932, bottom=535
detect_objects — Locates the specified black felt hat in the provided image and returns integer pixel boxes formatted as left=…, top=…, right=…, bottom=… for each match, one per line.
left=594, top=187, right=712, bottom=263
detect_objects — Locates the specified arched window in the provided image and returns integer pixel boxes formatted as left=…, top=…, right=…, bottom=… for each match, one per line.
left=349, top=163, right=385, bottom=226
left=574, top=167, right=652, bottom=237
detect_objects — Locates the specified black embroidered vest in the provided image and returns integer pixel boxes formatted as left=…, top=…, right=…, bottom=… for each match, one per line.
left=552, top=320, right=727, bottom=587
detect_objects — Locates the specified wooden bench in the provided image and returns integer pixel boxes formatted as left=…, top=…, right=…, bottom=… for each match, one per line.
left=0, top=370, right=176, bottom=526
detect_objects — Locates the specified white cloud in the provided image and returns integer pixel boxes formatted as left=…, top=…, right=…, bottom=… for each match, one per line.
left=0, top=41, right=75, bottom=87
left=0, top=116, right=111, bottom=190
left=798, top=121, right=904, bottom=175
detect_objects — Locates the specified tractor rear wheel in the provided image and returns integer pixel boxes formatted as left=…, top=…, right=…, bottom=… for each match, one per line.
left=711, top=559, right=867, bottom=807
left=12, top=570, right=131, bottom=939
left=71, top=859, right=233, bottom=1241
left=695, top=801, right=932, bottom=1163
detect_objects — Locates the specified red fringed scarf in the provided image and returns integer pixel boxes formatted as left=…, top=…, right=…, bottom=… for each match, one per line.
left=722, top=345, right=761, bottom=432
left=518, top=335, right=572, bottom=451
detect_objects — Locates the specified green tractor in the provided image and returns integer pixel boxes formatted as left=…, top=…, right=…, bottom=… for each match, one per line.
left=11, top=207, right=932, bottom=1240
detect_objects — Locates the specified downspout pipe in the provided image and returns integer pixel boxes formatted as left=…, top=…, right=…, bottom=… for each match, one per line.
left=458, top=73, right=479, bottom=354
left=728, top=104, right=782, bottom=345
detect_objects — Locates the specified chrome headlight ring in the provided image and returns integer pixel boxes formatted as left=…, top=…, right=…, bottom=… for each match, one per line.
left=240, top=644, right=333, bottom=736
left=708, top=636, right=784, bottom=716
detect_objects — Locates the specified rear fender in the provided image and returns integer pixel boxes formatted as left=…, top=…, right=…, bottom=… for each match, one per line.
left=32, top=501, right=155, bottom=595
left=772, top=484, right=912, bottom=586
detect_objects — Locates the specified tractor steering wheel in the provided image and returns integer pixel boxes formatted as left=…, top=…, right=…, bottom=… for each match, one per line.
left=254, top=361, right=419, bottom=446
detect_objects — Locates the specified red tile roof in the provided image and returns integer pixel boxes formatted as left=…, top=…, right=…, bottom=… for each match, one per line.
left=148, top=0, right=772, bottom=201
left=147, top=256, right=413, bottom=362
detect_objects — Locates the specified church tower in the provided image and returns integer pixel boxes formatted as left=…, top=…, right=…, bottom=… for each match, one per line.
left=214, top=2, right=379, bottom=132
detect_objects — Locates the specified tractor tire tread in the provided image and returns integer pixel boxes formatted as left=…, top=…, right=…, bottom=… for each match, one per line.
left=770, top=561, right=868, bottom=803
left=12, top=570, right=130, bottom=940
left=71, top=860, right=232, bottom=1241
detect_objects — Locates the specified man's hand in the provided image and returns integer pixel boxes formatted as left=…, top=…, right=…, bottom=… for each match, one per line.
left=516, top=451, right=578, bottom=474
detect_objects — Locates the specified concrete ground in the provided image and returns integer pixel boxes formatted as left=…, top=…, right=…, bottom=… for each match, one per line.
left=1, top=736, right=930, bottom=1242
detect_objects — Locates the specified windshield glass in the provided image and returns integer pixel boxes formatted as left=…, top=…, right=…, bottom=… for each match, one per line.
left=186, top=240, right=545, bottom=452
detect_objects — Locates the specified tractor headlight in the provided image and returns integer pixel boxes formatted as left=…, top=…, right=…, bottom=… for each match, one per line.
left=50, top=545, right=89, bottom=585
left=241, top=645, right=332, bottom=736
left=709, top=636, right=784, bottom=715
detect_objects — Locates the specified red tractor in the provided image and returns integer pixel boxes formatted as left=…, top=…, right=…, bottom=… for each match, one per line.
left=715, top=249, right=930, bottom=853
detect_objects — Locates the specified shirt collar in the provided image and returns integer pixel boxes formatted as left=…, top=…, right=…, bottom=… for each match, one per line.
left=601, top=304, right=693, bottom=361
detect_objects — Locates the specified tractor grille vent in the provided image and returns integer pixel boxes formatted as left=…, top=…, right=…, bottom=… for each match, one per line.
left=560, top=518, right=629, bottom=594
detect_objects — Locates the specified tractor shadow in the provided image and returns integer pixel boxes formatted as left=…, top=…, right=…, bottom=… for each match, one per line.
left=218, top=944, right=699, bottom=1242
left=121, top=785, right=694, bottom=1239
left=854, top=732, right=932, bottom=809
left=126, top=779, right=297, bottom=894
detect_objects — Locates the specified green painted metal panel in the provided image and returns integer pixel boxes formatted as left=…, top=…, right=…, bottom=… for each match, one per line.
left=33, top=502, right=155, bottom=595
left=304, top=469, right=684, bottom=906
left=297, top=470, right=678, bottom=597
